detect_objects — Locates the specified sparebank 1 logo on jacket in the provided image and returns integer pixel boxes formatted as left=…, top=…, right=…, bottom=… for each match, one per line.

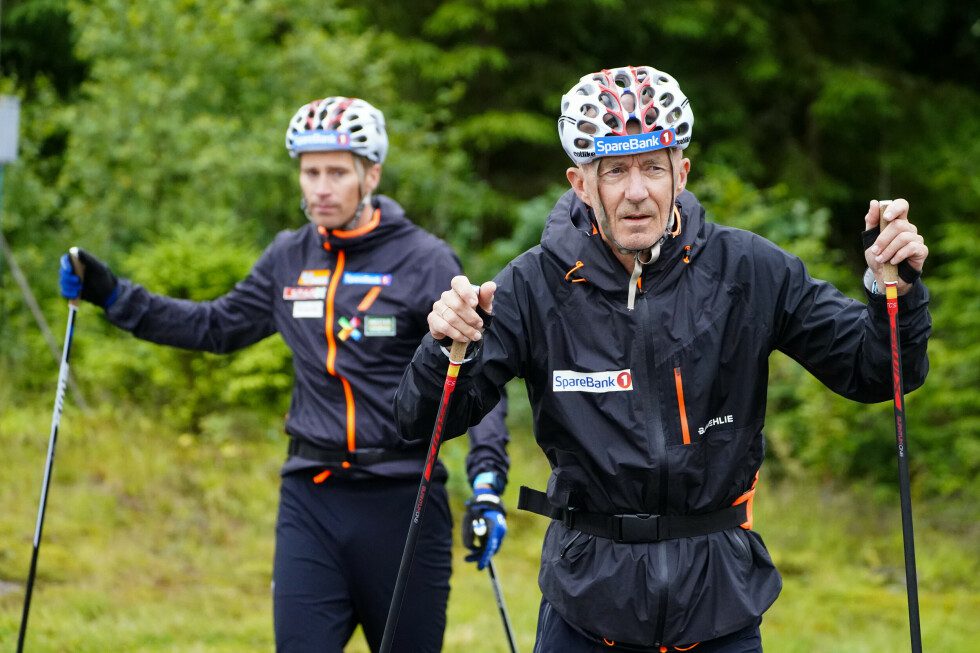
left=552, top=369, right=633, bottom=393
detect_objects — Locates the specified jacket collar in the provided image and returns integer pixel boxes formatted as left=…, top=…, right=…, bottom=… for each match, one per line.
left=316, top=195, right=416, bottom=252
left=541, top=189, right=706, bottom=298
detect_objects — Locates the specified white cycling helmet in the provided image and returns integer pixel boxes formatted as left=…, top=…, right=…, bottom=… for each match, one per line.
left=558, top=66, right=693, bottom=165
left=285, top=96, right=389, bottom=164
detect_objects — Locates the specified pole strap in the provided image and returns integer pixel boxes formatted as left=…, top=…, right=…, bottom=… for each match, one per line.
left=861, top=227, right=920, bottom=284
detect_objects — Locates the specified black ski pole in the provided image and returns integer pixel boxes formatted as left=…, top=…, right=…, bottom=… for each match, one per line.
left=487, top=558, right=519, bottom=653
left=379, top=339, right=468, bottom=653
left=879, top=201, right=922, bottom=653
left=17, top=248, right=84, bottom=653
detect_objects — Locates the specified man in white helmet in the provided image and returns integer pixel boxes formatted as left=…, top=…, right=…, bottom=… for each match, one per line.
left=395, top=66, right=931, bottom=651
left=59, top=96, right=511, bottom=651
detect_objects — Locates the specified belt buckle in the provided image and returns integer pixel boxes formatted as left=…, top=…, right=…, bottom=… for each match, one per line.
left=617, top=513, right=660, bottom=542
left=347, top=448, right=386, bottom=466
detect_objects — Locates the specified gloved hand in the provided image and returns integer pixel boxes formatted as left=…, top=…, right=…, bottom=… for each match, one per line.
left=462, top=472, right=507, bottom=571
left=59, top=248, right=119, bottom=308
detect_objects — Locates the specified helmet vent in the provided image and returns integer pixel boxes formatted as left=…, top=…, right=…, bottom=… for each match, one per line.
left=599, top=92, right=618, bottom=110
left=574, top=137, right=592, bottom=150
left=666, top=107, right=682, bottom=124
left=603, top=113, right=622, bottom=131
left=577, top=120, right=598, bottom=135
left=659, top=93, right=674, bottom=108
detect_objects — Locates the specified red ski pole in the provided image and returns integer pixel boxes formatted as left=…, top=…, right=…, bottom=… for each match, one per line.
left=879, top=201, right=922, bottom=653
left=379, top=339, right=469, bottom=653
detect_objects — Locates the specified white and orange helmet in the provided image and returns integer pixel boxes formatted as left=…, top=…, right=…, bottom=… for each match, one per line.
left=558, top=66, right=693, bottom=165
left=285, top=96, right=389, bottom=164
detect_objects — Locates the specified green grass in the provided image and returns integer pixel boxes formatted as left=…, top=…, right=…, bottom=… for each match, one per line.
left=1, top=400, right=977, bottom=651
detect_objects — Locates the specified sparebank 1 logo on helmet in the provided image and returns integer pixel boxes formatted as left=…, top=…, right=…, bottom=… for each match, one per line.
left=293, top=129, right=352, bottom=151
left=594, top=128, right=676, bottom=156
left=553, top=369, right=633, bottom=393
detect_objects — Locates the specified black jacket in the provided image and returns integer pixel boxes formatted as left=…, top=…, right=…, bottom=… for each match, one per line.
left=395, top=189, right=930, bottom=645
left=105, top=195, right=509, bottom=482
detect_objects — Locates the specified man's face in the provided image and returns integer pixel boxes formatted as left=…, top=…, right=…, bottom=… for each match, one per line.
left=298, top=150, right=380, bottom=228
left=568, top=149, right=689, bottom=255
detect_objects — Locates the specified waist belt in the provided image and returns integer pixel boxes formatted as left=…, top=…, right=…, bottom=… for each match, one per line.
left=518, top=486, right=748, bottom=543
left=287, top=438, right=424, bottom=466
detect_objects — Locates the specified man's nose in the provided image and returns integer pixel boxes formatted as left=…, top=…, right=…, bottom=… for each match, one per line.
left=314, top=175, right=334, bottom=196
left=624, top=167, right=647, bottom=203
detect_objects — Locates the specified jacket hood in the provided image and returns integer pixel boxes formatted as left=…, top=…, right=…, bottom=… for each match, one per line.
left=540, top=189, right=706, bottom=298
left=316, top=194, right=417, bottom=252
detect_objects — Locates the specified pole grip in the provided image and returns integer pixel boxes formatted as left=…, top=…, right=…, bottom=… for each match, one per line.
left=449, top=340, right=468, bottom=363
left=877, top=201, right=899, bottom=285
left=68, top=246, right=85, bottom=280
left=67, top=247, right=85, bottom=307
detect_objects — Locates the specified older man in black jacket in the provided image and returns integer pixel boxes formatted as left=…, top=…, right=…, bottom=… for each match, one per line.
left=394, top=65, right=930, bottom=652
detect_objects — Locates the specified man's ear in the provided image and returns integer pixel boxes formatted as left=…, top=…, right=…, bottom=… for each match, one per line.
left=566, top=166, right=593, bottom=206
left=364, top=163, right=382, bottom=194
left=675, top=154, right=691, bottom=193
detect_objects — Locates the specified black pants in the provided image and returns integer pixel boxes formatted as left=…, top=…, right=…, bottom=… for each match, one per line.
left=273, top=472, right=452, bottom=652
left=533, top=597, right=763, bottom=653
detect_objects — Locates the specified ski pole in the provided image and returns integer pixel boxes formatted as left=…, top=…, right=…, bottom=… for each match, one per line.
left=379, top=339, right=469, bottom=653
left=487, top=558, right=519, bottom=653
left=879, top=201, right=922, bottom=653
left=17, top=248, right=84, bottom=653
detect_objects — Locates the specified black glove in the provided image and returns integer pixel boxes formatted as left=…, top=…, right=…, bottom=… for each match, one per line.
left=59, top=248, right=119, bottom=308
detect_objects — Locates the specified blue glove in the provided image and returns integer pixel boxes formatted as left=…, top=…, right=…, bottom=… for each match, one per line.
left=59, top=248, right=119, bottom=308
left=59, top=254, right=83, bottom=300
left=462, top=472, right=507, bottom=571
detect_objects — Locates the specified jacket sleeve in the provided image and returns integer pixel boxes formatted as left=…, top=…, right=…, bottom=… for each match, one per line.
left=465, top=389, right=510, bottom=489
left=103, top=241, right=279, bottom=353
left=765, top=237, right=931, bottom=403
left=394, top=262, right=529, bottom=446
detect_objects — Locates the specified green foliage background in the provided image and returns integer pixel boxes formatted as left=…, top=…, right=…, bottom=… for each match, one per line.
left=0, top=1, right=977, bottom=646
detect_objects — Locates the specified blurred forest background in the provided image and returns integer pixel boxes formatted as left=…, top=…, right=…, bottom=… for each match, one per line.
left=1, top=0, right=977, bottom=650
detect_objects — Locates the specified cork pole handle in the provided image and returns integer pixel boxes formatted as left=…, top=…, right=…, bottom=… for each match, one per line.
left=878, top=201, right=899, bottom=286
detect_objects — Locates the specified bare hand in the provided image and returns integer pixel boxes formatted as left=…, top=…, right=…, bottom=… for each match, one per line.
left=428, top=276, right=496, bottom=343
left=863, top=199, right=928, bottom=295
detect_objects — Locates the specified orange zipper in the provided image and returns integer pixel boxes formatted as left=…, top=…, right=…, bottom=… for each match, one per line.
left=325, top=250, right=357, bottom=456
left=673, top=366, right=691, bottom=445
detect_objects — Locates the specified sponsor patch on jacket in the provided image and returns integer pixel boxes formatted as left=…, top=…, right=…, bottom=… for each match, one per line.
left=298, top=269, right=331, bottom=286
left=594, top=128, right=676, bottom=156
left=338, top=316, right=362, bottom=341
left=553, top=369, right=633, bottom=393
left=283, top=286, right=327, bottom=301
left=292, top=300, right=324, bottom=319
left=342, top=272, right=393, bottom=286
left=363, top=315, right=396, bottom=337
